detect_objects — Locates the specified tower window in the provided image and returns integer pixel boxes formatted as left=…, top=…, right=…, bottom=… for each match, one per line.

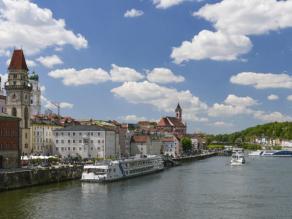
left=12, top=107, right=17, bottom=117
left=24, top=107, right=29, bottom=128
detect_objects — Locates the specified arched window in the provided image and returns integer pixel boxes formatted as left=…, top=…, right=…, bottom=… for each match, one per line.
left=12, top=107, right=17, bottom=117
left=24, top=107, right=29, bottom=128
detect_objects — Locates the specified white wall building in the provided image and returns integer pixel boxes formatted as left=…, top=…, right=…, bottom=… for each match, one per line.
left=162, top=136, right=180, bottom=158
left=53, top=125, right=120, bottom=159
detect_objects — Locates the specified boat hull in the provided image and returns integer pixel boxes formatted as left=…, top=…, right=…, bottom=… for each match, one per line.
left=81, top=167, right=164, bottom=183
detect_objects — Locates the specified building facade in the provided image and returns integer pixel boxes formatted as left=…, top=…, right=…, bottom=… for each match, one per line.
left=52, top=125, right=120, bottom=159
left=0, top=113, right=21, bottom=169
left=5, top=49, right=32, bottom=155
left=30, top=120, right=62, bottom=155
left=162, top=135, right=181, bottom=158
left=0, top=76, right=6, bottom=113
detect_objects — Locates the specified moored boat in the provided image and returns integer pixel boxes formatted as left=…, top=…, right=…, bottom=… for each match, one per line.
left=261, top=150, right=292, bottom=157
left=81, top=155, right=164, bottom=182
left=248, top=150, right=263, bottom=156
left=230, top=152, right=245, bottom=166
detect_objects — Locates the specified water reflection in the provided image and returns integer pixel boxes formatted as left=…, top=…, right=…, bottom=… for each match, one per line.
left=1, top=157, right=292, bottom=218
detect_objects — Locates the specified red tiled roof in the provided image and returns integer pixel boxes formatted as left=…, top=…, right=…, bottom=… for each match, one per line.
left=8, top=49, right=28, bottom=71
left=157, top=117, right=171, bottom=127
left=167, top=117, right=185, bottom=127
left=158, top=117, right=185, bottom=128
left=132, top=135, right=148, bottom=143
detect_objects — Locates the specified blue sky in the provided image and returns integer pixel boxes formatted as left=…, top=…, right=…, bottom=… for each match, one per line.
left=1, top=0, right=292, bottom=134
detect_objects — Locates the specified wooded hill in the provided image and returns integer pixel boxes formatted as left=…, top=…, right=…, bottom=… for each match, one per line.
left=208, top=122, right=292, bottom=144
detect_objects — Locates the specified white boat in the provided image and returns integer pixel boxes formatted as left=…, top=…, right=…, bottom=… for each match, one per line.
left=230, top=152, right=245, bottom=166
left=248, top=150, right=263, bottom=156
left=261, top=151, right=275, bottom=156
left=81, top=155, right=164, bottom=182
left=261, top=150, right=292, bottom=157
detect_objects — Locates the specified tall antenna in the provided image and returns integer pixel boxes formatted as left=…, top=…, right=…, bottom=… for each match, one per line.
left=51, top=102, right=60, bottom=118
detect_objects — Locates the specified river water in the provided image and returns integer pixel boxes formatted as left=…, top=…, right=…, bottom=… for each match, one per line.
left=1, top=156, right=292, bottom=219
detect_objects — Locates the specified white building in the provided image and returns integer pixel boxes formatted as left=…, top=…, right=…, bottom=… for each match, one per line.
left=31, top=120, right=62, bottom=155
left=162, top=135, right=181, bottom=158
left=29, top=72, right=41, bottom=116
left=53, top=125, right=120, bottom=159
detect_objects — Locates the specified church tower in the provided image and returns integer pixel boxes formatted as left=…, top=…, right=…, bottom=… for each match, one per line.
left=175, top=103, right=182, bottom=121
left=5, top=49, right=32, bottom=155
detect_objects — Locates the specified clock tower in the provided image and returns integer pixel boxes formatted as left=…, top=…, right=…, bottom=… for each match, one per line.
left=5, top=49, right=32, bottom=155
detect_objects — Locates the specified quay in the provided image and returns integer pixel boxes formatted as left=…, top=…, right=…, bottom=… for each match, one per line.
left=173, top=152, right=217, bottom=162
left=0, top=153, right=217, bottom=192
left=0, top=165, right=83, bottom=192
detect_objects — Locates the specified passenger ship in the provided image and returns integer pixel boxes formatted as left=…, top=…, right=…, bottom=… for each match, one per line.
left=81, top=155, right=164, bottom=182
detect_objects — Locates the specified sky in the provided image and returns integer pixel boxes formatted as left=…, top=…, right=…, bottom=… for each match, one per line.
left=1, top=0, right=292, bottom=134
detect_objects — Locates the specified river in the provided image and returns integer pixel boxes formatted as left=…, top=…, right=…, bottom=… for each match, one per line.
left=1, top=156, right=292, bottom=219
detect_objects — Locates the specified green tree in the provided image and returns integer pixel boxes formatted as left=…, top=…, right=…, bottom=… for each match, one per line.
left=181, top=137, right=192, bottom=153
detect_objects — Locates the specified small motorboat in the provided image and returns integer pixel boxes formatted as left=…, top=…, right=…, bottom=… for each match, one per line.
left=230, top=152, right=245, bottom=166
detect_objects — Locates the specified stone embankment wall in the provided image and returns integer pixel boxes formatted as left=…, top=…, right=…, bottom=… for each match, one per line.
left=0, top=166, right=83, bottom=192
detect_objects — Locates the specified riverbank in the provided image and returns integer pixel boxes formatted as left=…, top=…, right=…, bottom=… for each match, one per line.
left=173, top=152, right=217, bottom=162
left=0, top=165, right=83, bottom=192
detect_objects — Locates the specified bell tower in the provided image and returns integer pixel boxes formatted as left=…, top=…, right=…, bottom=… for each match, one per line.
left=5, top=49, right=32, bottom=155
left=175, top=103, right=182, bottom=121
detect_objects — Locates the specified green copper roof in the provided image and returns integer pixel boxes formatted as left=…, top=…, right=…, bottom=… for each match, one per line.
left=29, top=72, right=39, bottom=81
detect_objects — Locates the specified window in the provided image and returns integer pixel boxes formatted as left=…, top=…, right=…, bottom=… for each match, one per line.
left=68, top=132, right=71, bottom=136
left=91, top=140, right=93, bottom=143
left=68, top=147, right=70, bottom=150
left=12, top=107, right=17, bottom=117
left=98, top=140, right=100, bottom=144
left=98, top=132, right=100, bottom=136
left=79, top=140, right=82, bottom=143
left=68, top=140, right=70, bottom=144
left=61, top=140, right=64, bottom=144
left=73, top=140, right=75, bottom=143
left=91, top=132, right=93, bottom=136
left=73, top=132, right=75, bottom=136
left=91, top=147, right=93, bottom=150
left=24, top=107, right=29, bottom=128
left=56, top=140, right=59, bottom=144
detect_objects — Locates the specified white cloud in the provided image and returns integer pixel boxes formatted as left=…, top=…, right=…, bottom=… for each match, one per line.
left=37, top=55, right=63, bottom=68
left=110, top=64, right=144, bottom=82
left=111, top=81, right=208, bottom=122
left=147, top=67, right=185, bottom=84
left=119, top=115, right=147, bottom=123
left=48, top=68, right=110, bottom=86
left=213, top=121, right=233, bottom=127
left=208, top=94, right=256, bottom=117
left=172, top=0, right=292, bottom=63
left=208, top=103, right=252, bottom=117
left=26, top=60, right=37, bottom=68
left=41, top=95, right=73, bottom=110
left=171, top=30, right=252, bottom=63
left=287, top=95, right=292, bottom=101
left=230, top=72, right=292, bottom=89
left=124, top=9, right=144, bottom=18
left=0, top=0, right=87, bottom=55
left=153, top=0, right=185, bottom=9
left=208, top=94, right=291, bottom=122
left=267, top=94, right=279, bottom=101
left=224, top=94, right=257, bottom=107
left=253, top=111, right=292, bottom=122
left=194, top=0, right=292, bottom=36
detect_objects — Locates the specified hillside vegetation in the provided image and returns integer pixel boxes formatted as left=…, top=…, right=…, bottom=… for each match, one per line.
left=208, top=122, right=292, bottom=144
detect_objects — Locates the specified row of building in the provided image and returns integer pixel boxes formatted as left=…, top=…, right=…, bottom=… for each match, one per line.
left=0, top=49, right=206, bottom=169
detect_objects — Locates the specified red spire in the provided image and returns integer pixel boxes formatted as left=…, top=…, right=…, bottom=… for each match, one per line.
left=8, top=49, right=29, bottom=71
